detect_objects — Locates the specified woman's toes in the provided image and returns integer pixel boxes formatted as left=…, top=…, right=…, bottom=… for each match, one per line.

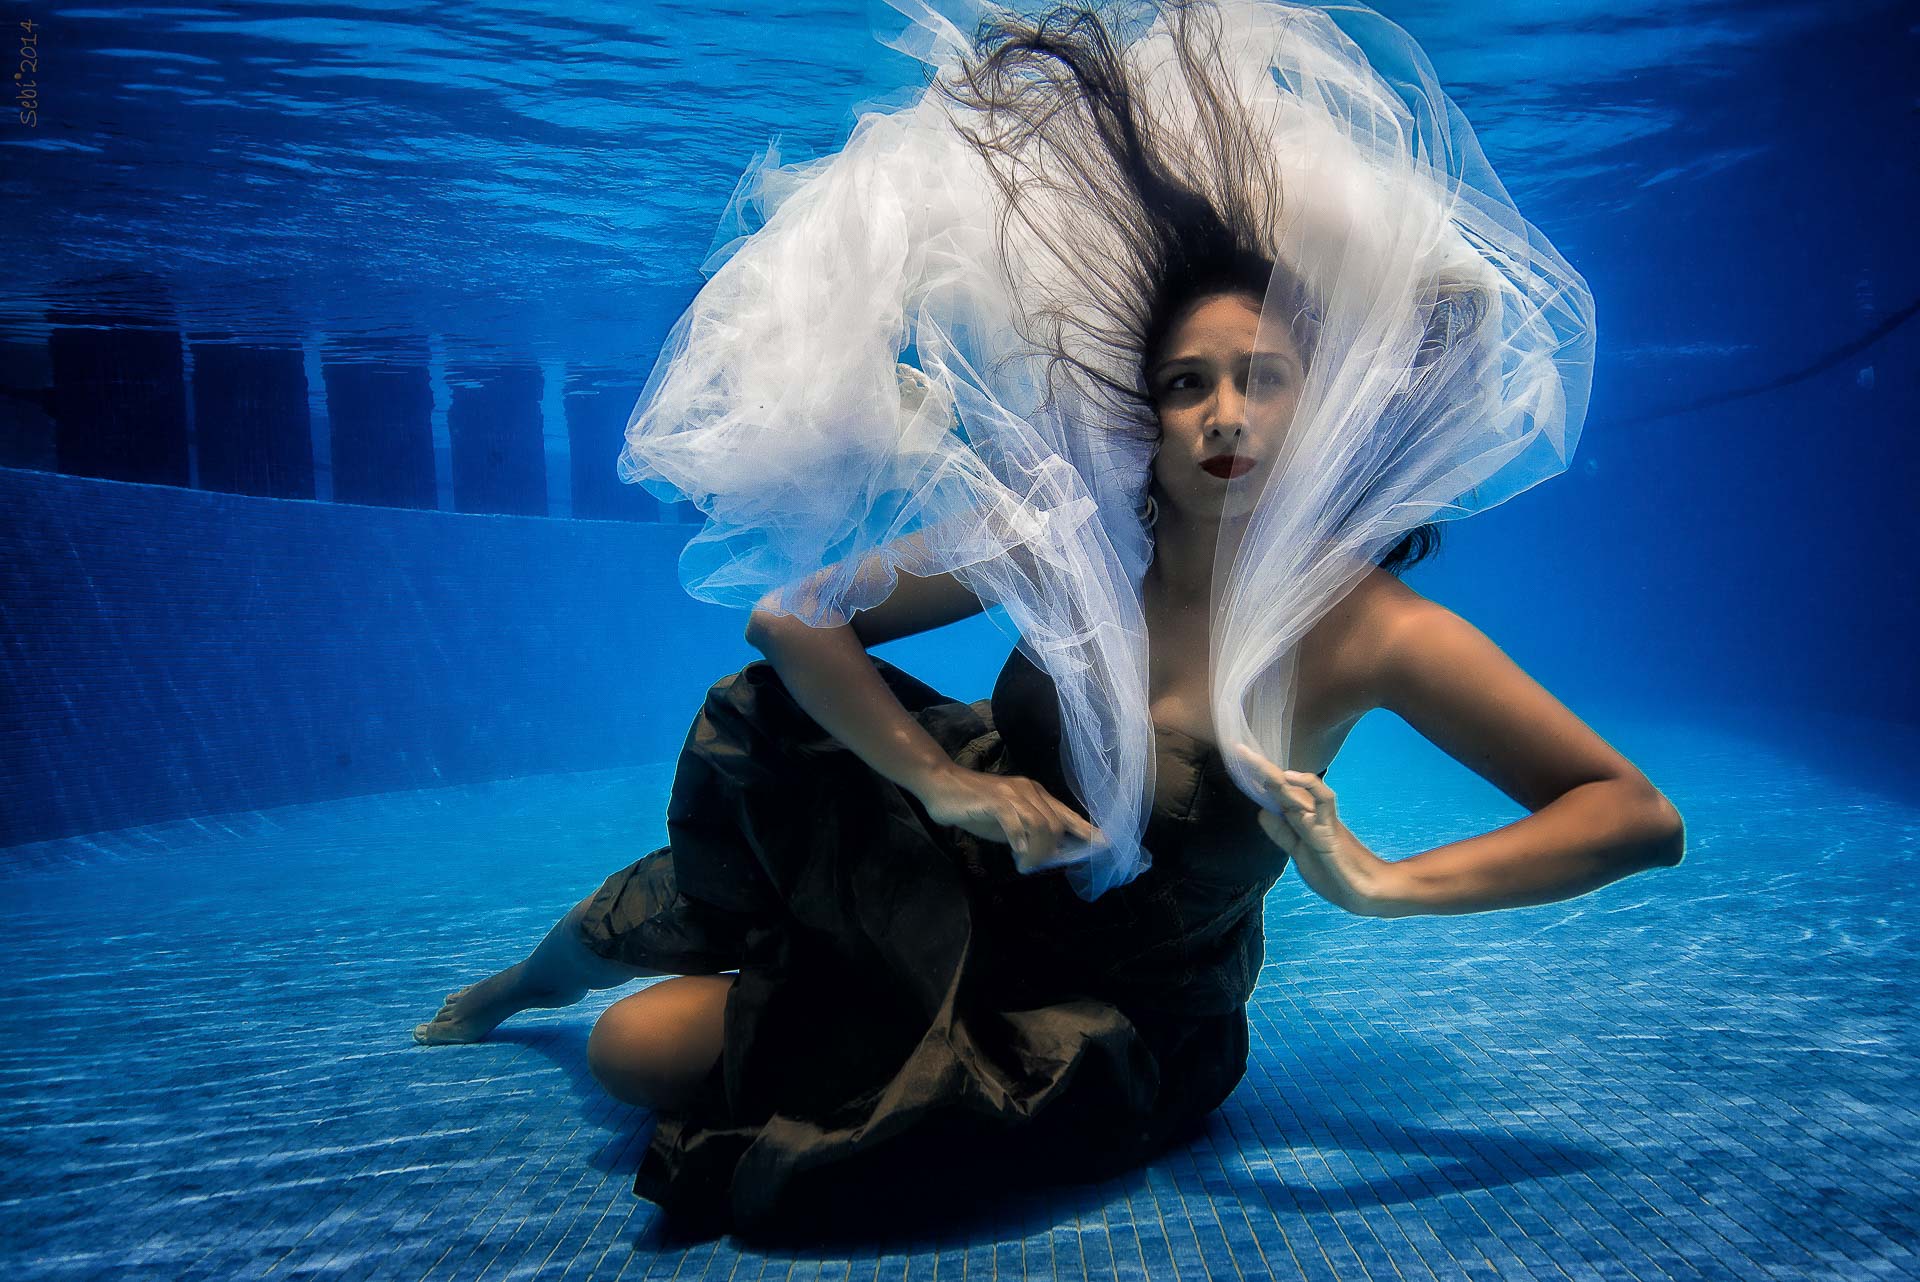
left=414, top=1015, right=479, bottom=1046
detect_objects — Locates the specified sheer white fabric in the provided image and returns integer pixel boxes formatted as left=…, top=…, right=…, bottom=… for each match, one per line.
left=618, top=0, right=1594, bottom=901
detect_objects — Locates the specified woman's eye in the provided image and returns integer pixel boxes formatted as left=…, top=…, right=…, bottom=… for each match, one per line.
left=1248, top=368, right=1289, bottom=392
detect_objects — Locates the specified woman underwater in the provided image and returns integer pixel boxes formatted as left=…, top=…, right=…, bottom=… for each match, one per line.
left=415, top=0, right=1685, bottom=1240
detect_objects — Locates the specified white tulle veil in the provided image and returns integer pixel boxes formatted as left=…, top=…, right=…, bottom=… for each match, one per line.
left=618, top=0, right=1595, bottom=901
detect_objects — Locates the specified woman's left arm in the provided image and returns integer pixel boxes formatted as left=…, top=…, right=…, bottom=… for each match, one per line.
left=1245, top=597, right=1686, bottom=919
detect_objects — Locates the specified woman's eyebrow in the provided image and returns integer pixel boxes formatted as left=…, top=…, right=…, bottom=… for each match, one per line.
left=1149, top=354, right=1202, bottom=379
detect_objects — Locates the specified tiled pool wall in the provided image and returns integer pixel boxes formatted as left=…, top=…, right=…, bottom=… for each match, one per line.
left=0, top=464, right=745, bottom=851
left=9, top=441, right=1915, bottom=865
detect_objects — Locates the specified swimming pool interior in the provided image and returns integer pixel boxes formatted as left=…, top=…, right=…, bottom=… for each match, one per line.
left=4, top=0, right=1917, bottom=1277
left=4, top=701, right=1915, bottom=1279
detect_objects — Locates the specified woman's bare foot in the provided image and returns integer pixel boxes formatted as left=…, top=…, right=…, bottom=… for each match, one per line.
left=413, top=896, right=661, bottom=1046
left=413, top=962, right=581, bottom=1045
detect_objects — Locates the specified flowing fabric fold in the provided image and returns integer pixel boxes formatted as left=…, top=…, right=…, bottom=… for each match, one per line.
left=617, top=0, right=1594, bottom=900
left=1187, top=1, right=1596, bottom=799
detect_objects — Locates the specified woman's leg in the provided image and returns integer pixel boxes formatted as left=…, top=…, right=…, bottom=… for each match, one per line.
left=414, top=895, right=661, bottom=1045
left=586, top=975, right=732, bottom=1110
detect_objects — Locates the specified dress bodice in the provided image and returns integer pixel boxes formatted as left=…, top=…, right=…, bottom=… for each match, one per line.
left=979, top=646, right=1322, bottom=1014
left=990, top=644, right=1323, bottom=875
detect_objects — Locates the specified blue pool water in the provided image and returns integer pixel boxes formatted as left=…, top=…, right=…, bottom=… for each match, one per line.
left=3, top=0, right=1916, bottom=1277
left=4, top=707, right=1914, bottom=1279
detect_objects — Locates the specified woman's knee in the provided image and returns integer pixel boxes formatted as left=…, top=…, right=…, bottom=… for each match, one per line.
left=585, top=976, right=731, bottom=1110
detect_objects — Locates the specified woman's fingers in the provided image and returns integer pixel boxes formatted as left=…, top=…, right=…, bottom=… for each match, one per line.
left=1232, top=745, right=1325, bottom=817
left=1257, top=809, right=1296, bottom=853
left=1260, top=768, right=1348, bottom=871
left=1030, top=786, right=1081, bottom=845
left=1018, top=796, right=1065, bottom=866
left=979, top=776, right=1101, bottom=870
left=1005, top=782, right=1056, bottom=845
left=1019, top=779, right=1094, bottom=842
left=1003, top=806, right=1035, bottom=858
left=1281, top=770, right=1336, bottom=827
left=1013, top=793, right=1061, bottom=864
left=1232, top=743, right=1289, bottom=802
left=1232, top=742, right=1273, bottom=772
left=1282, top=769, right=1333, bottom=800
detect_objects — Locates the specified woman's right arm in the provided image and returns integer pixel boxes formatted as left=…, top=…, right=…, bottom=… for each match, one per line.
left=743, top=586, right=968, bottom=799
left=743, top=559, right=1097, bottom=869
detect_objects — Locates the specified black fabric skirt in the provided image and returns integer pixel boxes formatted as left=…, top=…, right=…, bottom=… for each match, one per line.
left=577, top=658, right=1252, bottom=1241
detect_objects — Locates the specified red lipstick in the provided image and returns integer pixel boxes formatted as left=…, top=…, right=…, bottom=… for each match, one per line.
left=1200, top=454, right=1255, bottom=479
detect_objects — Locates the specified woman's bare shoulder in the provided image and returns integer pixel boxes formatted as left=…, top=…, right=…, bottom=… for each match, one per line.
left=1358, top=565, right=1433, bottom=626
left=1300, top=565, right=1432, bottom=711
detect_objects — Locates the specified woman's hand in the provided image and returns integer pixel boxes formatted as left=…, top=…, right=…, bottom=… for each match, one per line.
left=915, top=766, right=1103, bottom=874
left=1232, top=743, right=1388, bottom=917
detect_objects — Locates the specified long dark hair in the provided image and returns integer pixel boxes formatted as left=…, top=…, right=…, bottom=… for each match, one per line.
left=934, top=0, right=1440, bottom=576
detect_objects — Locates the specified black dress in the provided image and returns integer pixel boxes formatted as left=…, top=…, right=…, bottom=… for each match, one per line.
left=577, top=647, right=1324, bottom=1240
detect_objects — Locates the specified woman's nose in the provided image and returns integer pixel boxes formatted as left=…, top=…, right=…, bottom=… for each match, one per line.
left=1206, top=382, right=1246, bottom=436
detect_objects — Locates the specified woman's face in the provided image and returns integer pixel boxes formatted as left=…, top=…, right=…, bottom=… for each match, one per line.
left=1146, top=291, right=1305, bottom=523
